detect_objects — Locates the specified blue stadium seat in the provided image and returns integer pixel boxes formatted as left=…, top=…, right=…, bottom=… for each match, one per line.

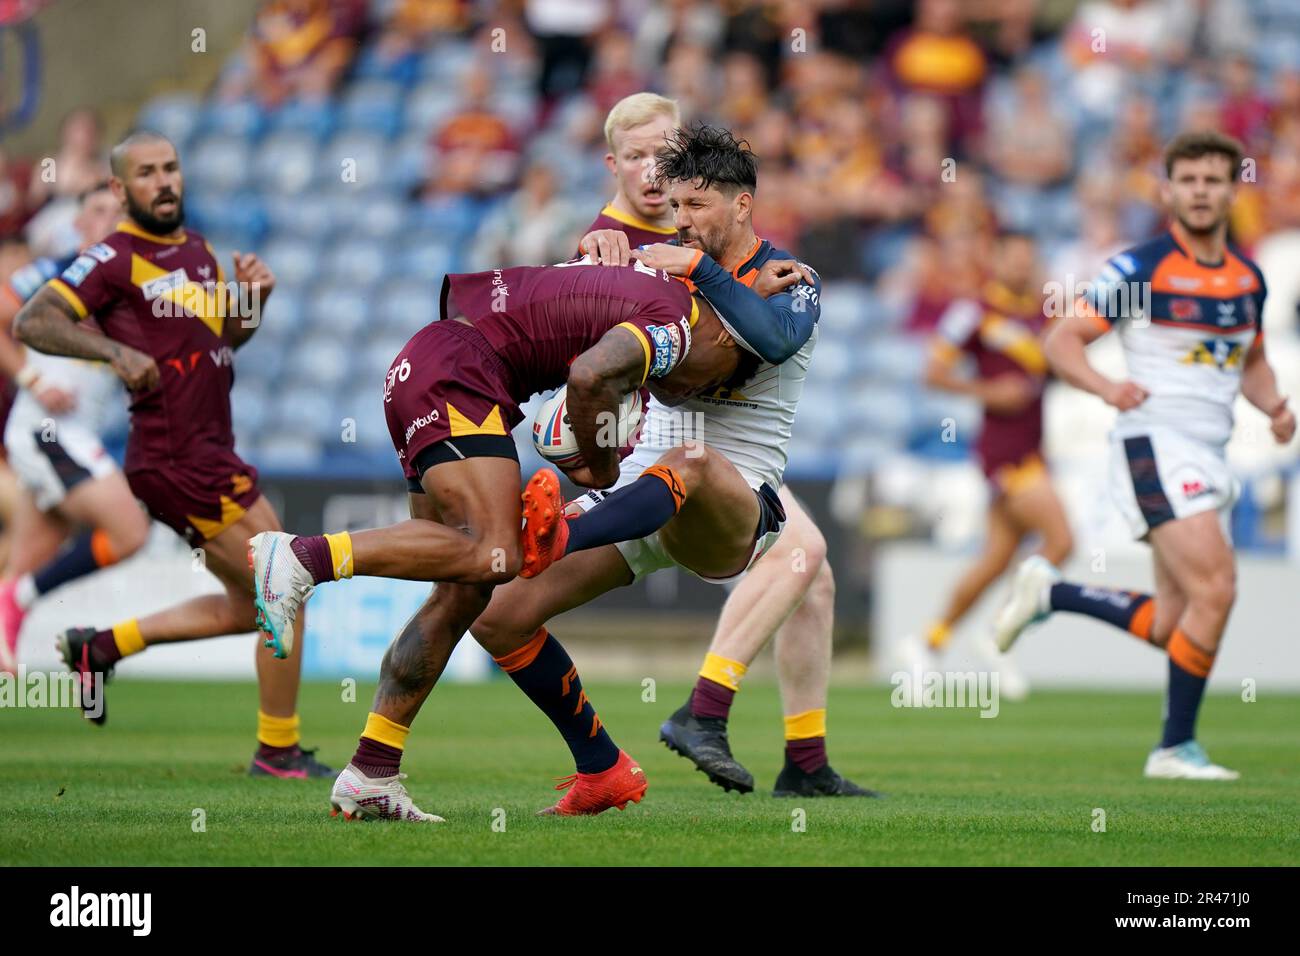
left=231, top=381, right=271, bottom=433
left=359, top=336, right=411, bottom=382
left=339, top=80, right=406, bottom=137
left=305, top=283, right=373, bottom=339
left=350, top=195, right=407, bottom=240
left=415, top=39, right=476, bottom=83
left=187, top=135, right=253, bottom=193
left=323, top=237, right=392, bottom=286
left=137, top=93, right=203, bottom=151
left=255, top=431, right=325, bottom=471
left=403, top=81, right=462, bottom=134
left=376, top=277, right=439, bottom=334
left=391, top=130, right=434, bottom=192
left=200, top=99, right=267, bottom=140
left=186, top=189, right=267, bottom=244
left=398, top=231, right=456, bottom=280
left=259, top=238, right=323, bottom=287
left=253, top=131, right=319, bottom=195
left=263, top=193, right=335, bottom=238
left=268, top=98, right=338, bottom=139
left=316, top=131, right=393, bottom=192
left=290, top=337, right=352, bottom=389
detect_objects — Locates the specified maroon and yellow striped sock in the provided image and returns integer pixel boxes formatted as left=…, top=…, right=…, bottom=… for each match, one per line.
left=351, top=712, right=407, bottom=778
left=784, top=709, right=828, bottom=772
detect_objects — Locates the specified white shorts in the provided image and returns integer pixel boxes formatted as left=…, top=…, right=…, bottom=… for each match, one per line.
left=4, top=417, right=117, bottom=512
left=571, top=448, right=786, bottom=585
left=1107, top=427, right=1239, bottom=541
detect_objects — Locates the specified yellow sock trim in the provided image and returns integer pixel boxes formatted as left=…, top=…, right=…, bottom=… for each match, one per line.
left=362, top=711, right=409, bottom=751
left=925, top=621, right=952, bottom=651
left=111, top=619, right=146, bottom=658
left=325, top=531, right=354, bottom=580
left=257, top=710, right=301, bottom=748
left=784, top=708, right=827, bottom=741
left=699, top=653, right=747, bottom=693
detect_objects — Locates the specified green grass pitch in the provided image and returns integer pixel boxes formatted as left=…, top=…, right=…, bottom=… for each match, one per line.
left=2, top=679, right=1296, bottom=866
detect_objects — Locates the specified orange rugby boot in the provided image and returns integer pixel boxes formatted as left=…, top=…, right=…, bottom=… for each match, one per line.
left=539, top=750, right=648, bottom=816
left=519, top=469, right=569, bottom=579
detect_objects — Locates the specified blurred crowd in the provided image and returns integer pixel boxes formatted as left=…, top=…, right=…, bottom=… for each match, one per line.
left=2, top=0, right=1299, bottom=522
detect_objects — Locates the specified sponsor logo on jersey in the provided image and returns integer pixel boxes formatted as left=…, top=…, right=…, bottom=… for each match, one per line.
left=646, top=323, right=683, bottom=378
left=1181, top=479, right=1211, bottom=499
left=85, top=243, right=117, bottom=264
left=1216, top=301, right=1236, bottom=326
left=405, top=409, right=440, bottom=444
left=140, top=268, right=188, bottom=300
left=61, top=256, right=98, bottom=287
left=1181, top=339, right=1243, bottom=371
left=1166, top=275, right=1203, bottom=291
left=1169, top=298, right=1201, bottom=321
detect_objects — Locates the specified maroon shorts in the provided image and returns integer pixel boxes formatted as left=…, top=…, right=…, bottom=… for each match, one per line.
left=128, top=452, right=262, bottom=546
left=384, top=320, right=522, bottom=490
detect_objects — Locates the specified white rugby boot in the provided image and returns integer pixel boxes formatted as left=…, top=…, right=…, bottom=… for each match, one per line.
left=1143, top=741, right=1240, bottom=780
left=248, top=531, right=316, bottom=659
left=329, top=764, right=446, bottom=822
left=993, top=555, right=1061, bottom=652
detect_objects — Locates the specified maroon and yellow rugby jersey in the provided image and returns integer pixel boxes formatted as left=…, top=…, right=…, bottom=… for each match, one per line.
left=580, top=203, right=678, bottom=254
left=440, top=260, right=699, bottom=398
left=46, top=221, right=240, bottom=472
left=932, top=280, right=1050, bottom=479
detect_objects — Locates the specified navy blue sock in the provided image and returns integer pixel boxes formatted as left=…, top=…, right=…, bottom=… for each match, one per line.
left=33, top=532, right=102, bottom=596
left=563, top=465, right=684, bottom=556
left=1049, top=583, right=1154, bottom=640
left=495, top=629, right=619, bottom=774
left=1162, top=630, right=1213, bottom=748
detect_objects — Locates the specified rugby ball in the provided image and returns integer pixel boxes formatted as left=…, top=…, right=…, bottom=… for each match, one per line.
left=532, top=386, right=643, bottom=468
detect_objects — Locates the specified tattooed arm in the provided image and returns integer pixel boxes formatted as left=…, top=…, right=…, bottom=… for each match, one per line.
left=565, top=327, right=647, bottom=489
left=15, top=286, right=160, bottom=392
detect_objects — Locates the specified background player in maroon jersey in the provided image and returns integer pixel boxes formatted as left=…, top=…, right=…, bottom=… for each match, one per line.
left=250, top=261, right=742, bottom=821
left=13, top=131, right=331, bottom=777
left=913, top=231, right=1073, bottom=686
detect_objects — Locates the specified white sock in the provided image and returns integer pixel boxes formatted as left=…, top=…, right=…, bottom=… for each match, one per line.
left=14, top=574, right=37, bottom=610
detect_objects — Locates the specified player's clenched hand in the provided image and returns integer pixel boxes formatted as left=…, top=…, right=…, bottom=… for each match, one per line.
left=562, top=463, right=617, bottom=490
left=111, top=346, right=160, bottom=392
left=1267, top=397, right=1296, bottom=443
left=580, top=229, right=632, bottom=266
left=34, top=383, right=76, bottom=414
left=753, top=259, right=815, bottom=298
left=1102, top=379, right=1149, bottom=411
left=233, top=251, right=275, bottom=299
left=631, top=243, right=698, bottom=276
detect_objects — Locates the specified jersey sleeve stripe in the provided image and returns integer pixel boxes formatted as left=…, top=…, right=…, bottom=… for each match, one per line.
left=47, top=278, right=89, bottom=319
left=615, top=321, right=652, bottom=384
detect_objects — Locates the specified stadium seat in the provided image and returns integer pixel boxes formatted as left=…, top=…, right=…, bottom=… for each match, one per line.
left=259, top=238, right=323, bottom=287
left=253, top=131, right=320, bottom=195
left=398, top=231, right=456, bottom=279
left=316, top=131, right=393, bottom=193
left=187, top=135, right=253, bottom=193
left=323, top=237, right=392, bottom=286
left=305, top=283, right=373, bottom=339
left=338, top=80, right=406, bottom=137
left=137, top=93, right=203, bottom=150
left=391, top=130, right=436, bottom=192
left=255, top=432, right=325, bottom=471
left=268, top=97, right=338, bottom=139
left=376, top=278, right=440, bottom=334
left=403, top=81, right=463, bottom=134
left=199, top=98, right=267, bottom=140
left=263, top=193, right=335, bottom=238
left=415, top=39, right=476, bottom=83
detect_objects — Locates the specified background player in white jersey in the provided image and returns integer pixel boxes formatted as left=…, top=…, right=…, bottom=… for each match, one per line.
left=995, top=131, right=1295, bottom=780
left=0, top=182, right=148, bottom=673
left=570, top=96, right=852, bottom=797
left=479, top=124, right=876, bottom=813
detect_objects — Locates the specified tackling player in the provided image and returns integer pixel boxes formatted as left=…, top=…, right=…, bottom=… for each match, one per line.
left=994, top=131, right=1294, bottom=779
left=568, top=98, right=857, bottom=798
left=0, top=182, right=149, bottom=674
left=250, top=259, right=743, bottom=821
left=909, top=231, right=1073, bottom=688
left=13, top=131, right=332, bottom=778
